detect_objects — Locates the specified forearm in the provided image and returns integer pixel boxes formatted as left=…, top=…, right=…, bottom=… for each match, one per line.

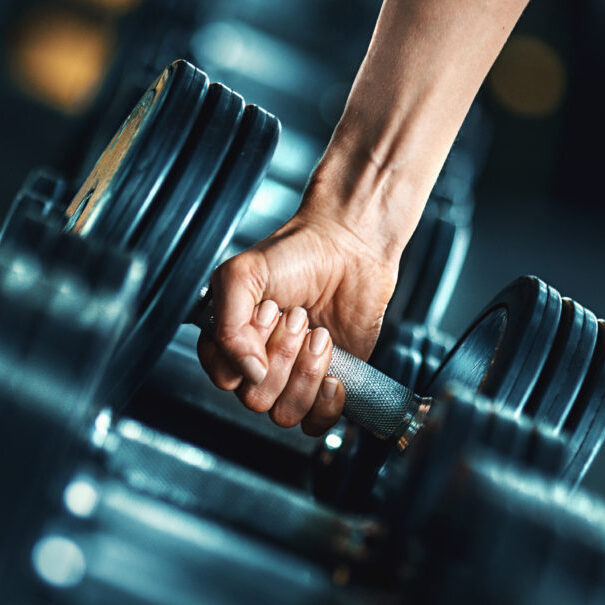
left=303, top=0, right=529, bottom=264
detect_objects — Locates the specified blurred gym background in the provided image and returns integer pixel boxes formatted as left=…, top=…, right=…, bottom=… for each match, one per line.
left=0, top=0, right=604, bottom=488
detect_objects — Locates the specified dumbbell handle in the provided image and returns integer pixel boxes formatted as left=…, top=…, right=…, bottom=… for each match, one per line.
left=188, top=297, right=431, bottom=445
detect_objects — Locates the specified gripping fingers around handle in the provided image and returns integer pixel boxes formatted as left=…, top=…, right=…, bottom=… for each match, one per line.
left=189, top=296, right=430, bottom=442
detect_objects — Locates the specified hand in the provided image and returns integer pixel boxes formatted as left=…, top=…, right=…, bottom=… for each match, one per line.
left=197, top=204, right=399, bottom=436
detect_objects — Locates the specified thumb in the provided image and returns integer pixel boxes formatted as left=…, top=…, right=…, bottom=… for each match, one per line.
left=211, top=253, right=270, bottom=385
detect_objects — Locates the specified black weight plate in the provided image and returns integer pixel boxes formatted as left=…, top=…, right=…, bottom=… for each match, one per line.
left=65, top=60, right=208, bottom=245
left=403, top=194, right=473, bottom=328
left=103, top=104, right=280, bottom=405
left=404, top=216, right=457, bottom=325
left=524, top=298, right=598, bottom=431
left=428, top=276, right=562, bottom=414
left=380, top=204, right=437, bottom=335
left=562, top=320, right=605, bottom=486
left=132, top=82, right=245, bottom=304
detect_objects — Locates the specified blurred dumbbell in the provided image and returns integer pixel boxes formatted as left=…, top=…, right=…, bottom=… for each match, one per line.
left=0, top=218, right=142, bottom=602
left=0, top=228, right=372, bottom=604
left=2, top=59, right=280, bottom=410
left=396, top=388, right=605, bottom=603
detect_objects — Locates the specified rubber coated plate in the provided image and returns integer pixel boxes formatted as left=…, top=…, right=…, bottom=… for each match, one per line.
left=383, top=202, right=437, bottom=331
left=523, top=298, right=598, bottom=431
left=0, top=216, right=142, bottom=425
left=65, top=60, right=208, bottom=246
left=404, top=192, right=472, bottom=327
left=428, top=276, right=562, bottom=413
left=132, top=82, right=245, bottom=304
left=404, top=216, right=457, bottom=324
left=562, top=320, right=605, bottom=486
left=102, top=104, right=280, bottom=405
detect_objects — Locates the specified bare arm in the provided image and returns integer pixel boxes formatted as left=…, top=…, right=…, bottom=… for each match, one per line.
left=308, top=0, right=530, bottom=262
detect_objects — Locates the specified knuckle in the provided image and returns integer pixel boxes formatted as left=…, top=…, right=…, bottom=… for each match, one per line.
left=293, top=360, right=323, bottom=383
left=216, top=255, right=248, bottom=282
left=215, top=329, right=243, bottom=356
left=272, top=337, right=301, bottom=360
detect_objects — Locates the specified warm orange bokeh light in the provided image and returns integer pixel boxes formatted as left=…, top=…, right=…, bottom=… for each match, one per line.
left=8, top=7, right=117, bottom=114
left=489, top=34, right=567, bottom=118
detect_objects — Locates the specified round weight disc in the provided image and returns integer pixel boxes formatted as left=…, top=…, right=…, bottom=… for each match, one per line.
left=0, top=216, right=143, bottom=425
left=562, top=320, right=605, bottom=486
left=404, top=216, right=457, bottom=324
left=382, top=203, right=438, bottom=334
left=103, top=104, right=280, bottom=405
left=132, top=82, right=245, bottom=304
left=523, top=298, right=598, bottom=431
left=65, top=60, right=208, bottom=245
left=405, top=196, right=472, bottom=328
left=428, top=276, right=562, bottom=413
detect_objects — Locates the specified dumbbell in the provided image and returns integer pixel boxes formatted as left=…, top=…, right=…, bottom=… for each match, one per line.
left=0, top=60, right=431, bottom=450
left=396, top=390, right=605, bottom=604
left=312, top=274, right=605, bottom=509
left=0, top=230, right=362, bottom=605
left=2, top=59, right=280, bottom=410
left=5, top=61, right=605, bottom=491
left=0, top=226, right=600, bottom=603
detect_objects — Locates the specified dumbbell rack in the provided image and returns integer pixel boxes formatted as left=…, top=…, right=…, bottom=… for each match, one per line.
left=1, top=3, right=605, bottom=604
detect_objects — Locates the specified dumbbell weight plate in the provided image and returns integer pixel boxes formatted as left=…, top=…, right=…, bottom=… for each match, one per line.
left=428, top=276, right=562, bottom=413
left=524, top=298, right=598, bottom=431
left=131, top=82, right=245, bottom=304
left=0, top=215, right=144, bottom=422
left=382, top=204, right=437, bottom=332
left=103, top=104, right=279, bottom=404
left=391, top=385, right=567, bottom=536
left=65, top=60, right=208, bottom=245
left=403, top=202, right=472, bottom=328
left=0, top=219, right=142, bottom=572
left=562, top=320, right=605, bottom=486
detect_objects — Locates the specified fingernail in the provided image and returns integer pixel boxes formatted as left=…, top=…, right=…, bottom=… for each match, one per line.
left=309, top=327, right=329, bottom=355
left=241, top=356, right=267, bottom=385
left=257, top=300, right=278, bottom=327
left=286, top=306, right=307, bottom=333
left=321, top=376, right=339, bottom=399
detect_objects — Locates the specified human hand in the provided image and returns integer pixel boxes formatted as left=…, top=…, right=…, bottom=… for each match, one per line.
left=197, top=198, right=400, bottom=436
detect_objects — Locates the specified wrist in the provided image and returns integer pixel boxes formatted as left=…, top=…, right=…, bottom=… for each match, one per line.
left=300, top=122, right=431, bottom=266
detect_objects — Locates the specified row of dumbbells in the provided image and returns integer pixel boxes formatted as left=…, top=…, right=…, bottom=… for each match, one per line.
left=2, top=54, right=605, bottom=603
left=1, top=2, right=604, bottom=603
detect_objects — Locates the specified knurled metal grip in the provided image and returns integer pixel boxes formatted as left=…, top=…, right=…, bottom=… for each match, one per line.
left=326, top=345, right=427, bottom=440
left=188, top=296, right=431, bottom=443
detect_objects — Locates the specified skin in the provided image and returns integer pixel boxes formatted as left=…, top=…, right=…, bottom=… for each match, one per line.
left=198, top=0, right=530, bottom=436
